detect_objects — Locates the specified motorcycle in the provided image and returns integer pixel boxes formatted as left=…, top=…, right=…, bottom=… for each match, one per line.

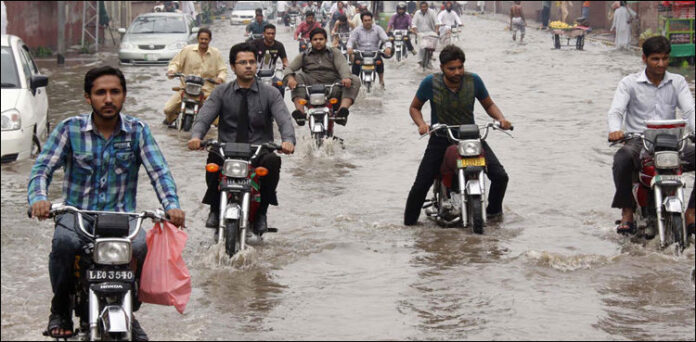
left=288, top=11, right=301, bottom=31
left=352, top=50, right=381, bottom=94
left=202, top=140, right=281, bottom=257
left=294, top=82, right=343, bottom=147
left=423, top=122, right=514, bottom=233
left=169, top=72, right=217, bottom=132
left=391, top=29, right=410, bottom=62
left=31, top=203, right=169, bottom=341
left=245, top=33, right=264, bottom=43
left=337, top=32, right=351, bottom=66
left=298, top=37, right=310, bottom=54
left=418, top=32, right=438, bottom=71
left=611, top=119, right=694, bottom=253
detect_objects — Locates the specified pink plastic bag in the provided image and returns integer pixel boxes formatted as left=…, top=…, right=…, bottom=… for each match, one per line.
left=139, top=221, right=191, bottom=314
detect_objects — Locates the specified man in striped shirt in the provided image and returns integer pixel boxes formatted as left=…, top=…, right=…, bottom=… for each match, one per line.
left=28, top=66, right=185, bottom=340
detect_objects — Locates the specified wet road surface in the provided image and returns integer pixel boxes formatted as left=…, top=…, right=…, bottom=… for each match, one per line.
left=2, top=13, right=694, bottom=340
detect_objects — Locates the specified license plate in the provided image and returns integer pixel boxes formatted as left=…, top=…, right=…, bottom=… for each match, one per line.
left=243, top=20, right=251, bottom=24
left=363, top=65, right=375, bottom=70
left=87, top=269, right=134, bottom=282
left=145, top=54, right=155, bottom=61
left=457, top=157, right=486, bottom=168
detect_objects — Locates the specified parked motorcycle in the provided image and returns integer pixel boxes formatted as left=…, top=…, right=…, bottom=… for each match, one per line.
left=391, top=29, right=410, bottom=62
left=294, top=82, right=343, bottom=147
left=423, top=122, right=514, bottom=233
left=31, top=203, right=169, bottom=341
left=202, top=140, right=281, bottom=257
left=169, top=72, right=217, bottom=132
left=611, top=119, right=694, bottom=253
left=352, top=50, right=381, bottom=94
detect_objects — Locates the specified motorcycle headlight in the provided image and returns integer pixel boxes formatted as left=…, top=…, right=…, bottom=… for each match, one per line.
left=1, top=109, right=22, bottom=131
left=363, top=57, right=374, bottom=64
left=654, top=151, right=680, bottom=169
left=167, top=41, right=187, bottom=50
left=185, top=83, right=202, bottom=96
left=94, top=239, right=132, bottom=265
left=223, top=160, right=249, bottom=178
left=458, top=140, right=481, bottom=157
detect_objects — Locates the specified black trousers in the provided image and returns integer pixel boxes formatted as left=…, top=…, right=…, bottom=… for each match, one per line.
left=203, top=151, right=281, bottom=215
left=352, top=54, right=384, bottom=76
left=404, top=135, right=509, bottom=225
left=612, top=139, right=695, bottom=209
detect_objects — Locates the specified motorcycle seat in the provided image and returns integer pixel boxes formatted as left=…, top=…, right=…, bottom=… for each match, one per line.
left=257, top=69, right=275, bottom=77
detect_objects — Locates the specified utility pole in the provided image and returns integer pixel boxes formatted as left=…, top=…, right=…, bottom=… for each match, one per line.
left=57, top=1, right=65, bottom=64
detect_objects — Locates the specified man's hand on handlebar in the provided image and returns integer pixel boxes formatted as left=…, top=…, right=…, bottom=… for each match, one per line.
left=31, top=200, right=52, bottom=220
left=499, top=119, right=513, bottom=130
left=341, top=78, right=352, bottom=88
left=215, top=77, right=224, bottom=85
left=281, top=142, right=295, bottom=154
left=167, top=71, right=176, bottom=79
left=287, top=77, right=298, bottom=90
left=418, top=123, right=429, bottom=135
left=608, top=130, right=625, bottom=142
left=166, top=208, right=186, bottom=227
left=187, top=138, right=203, bottom=150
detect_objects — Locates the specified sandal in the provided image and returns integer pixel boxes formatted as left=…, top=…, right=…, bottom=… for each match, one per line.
left=42, top=313, right=74, bottom=338
left=616, top=221, right=636, bottom=235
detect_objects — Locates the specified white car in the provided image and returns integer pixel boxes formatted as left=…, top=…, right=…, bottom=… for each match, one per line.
left=1, top=34, right=49, bottom=163
left=230, top=1, right=268, bottom=25
left=118, top=12, right=199, bottom=65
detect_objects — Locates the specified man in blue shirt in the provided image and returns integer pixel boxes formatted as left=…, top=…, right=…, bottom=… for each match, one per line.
left=404, top=45, right=513, bottom=225
left=246, top=9, right=269, bottom=36
left=28, top=66, right=185, bottom=340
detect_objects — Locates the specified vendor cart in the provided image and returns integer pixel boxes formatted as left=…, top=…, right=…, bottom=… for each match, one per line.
left=659, top=1, right=695, bottom=65
left=551, top=26, right=590, bottom=50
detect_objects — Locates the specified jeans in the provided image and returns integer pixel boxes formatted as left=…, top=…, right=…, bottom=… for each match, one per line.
left=404, top=135, right=509, bottom=225
left=49, top=213, right=147, bottom=316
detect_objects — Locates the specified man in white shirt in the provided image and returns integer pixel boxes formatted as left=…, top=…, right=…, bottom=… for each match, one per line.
left=607, top=36, right=695, bottom=235
left=437, top=1, right=462, bottom=35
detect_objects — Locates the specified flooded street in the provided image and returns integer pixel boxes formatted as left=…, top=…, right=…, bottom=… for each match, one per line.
left=2, top=13, right=694, bottom=340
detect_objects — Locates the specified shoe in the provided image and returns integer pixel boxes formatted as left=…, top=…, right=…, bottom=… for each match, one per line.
left=162, top=118, right=169, bottom=125
left=291, top=110, right=306, bottom=126
left=486, top=211, right=503, bottom=220
left=616, top=221, right=636, bottom=235
left=380, top=82, right=385, bottom=90
left=253, top=214, right=268, bottom=235
left=334, top=107, right=349, bottom=126
left=131, top=317, right=149, bottom=341
left=205, top=210, right=219, bottom=228
left=644, top=224, right=656, bottom=240
left=410, top=49, right=417, bottom=56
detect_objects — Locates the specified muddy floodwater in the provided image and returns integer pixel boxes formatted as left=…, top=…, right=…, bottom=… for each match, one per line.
left=2, top=13, right=694, bottom=340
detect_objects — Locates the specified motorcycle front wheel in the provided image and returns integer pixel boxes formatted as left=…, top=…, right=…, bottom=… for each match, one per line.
left=182, top=114, right=194, bottom=132
left=312, top=131, right=325, bottom=148
left=468, top=195, right=484, bottom=234
left=665, top=212, right=685, bottom=252
left=224, top=220, right=241, bottom=257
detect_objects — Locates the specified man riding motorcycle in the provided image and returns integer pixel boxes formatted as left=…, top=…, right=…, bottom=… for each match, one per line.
left=294, top=11, right=323, bottom=42
left=188, top=43, right=295, bottom=233
left=437, top=1, right=462, bottom=42
left=607, top=36, right=695, bottom=235
left=284, top=27, right=360, bottom=126
left=28, top=66, right=186, bottom=340
left=249, top=23, right=289, bottom=69
left=246, top=9, right=269, bottom=36
left=347, top=11, right=392, bottom=89
left=404, top=45, right=512, bottom=226
left=163, top=28, right=226, bottom=126
left=412, top=0, right=440, bottom=62
left=387, top=2, right=416, bottom=56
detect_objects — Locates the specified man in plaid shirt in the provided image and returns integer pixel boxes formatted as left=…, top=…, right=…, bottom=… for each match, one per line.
left=28, top=66, right=185, bottom=341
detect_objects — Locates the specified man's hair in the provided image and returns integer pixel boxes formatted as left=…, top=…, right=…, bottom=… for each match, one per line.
left=361, top=11, right=373, bottom=21
left=229, top=43, right=255, bottom=65
left=84, top=66, right=126, bottom=94
left=310, top=27, right=327, bottom=40
left=305, top=11, right=315, bottom=18
left=642, top=36, right=671, bottom=57
left=255, top=8, right=263, bottom=15
left=264, top=23, right=276, bottom=32
left=197, top=27, right=212, bottom=39
left=420, top=1, right=428, bottom=7
left=439, top=45, right=466, bottom=65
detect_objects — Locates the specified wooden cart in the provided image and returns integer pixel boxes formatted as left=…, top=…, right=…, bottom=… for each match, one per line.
left=551, top=26, right=590, bottom=50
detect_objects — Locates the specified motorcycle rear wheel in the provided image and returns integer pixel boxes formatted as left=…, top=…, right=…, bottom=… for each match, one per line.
left=224, top=220, right=241, bottom=257
left=182, top=114, right=194, bottom=132
left=469, top=195, right=484, bottom=234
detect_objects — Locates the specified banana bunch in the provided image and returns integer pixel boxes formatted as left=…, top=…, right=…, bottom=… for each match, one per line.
left=549, top=21, right=576, bottom=29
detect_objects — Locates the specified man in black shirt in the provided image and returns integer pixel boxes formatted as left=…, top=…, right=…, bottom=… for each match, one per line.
left=250, top=24, right=289, bottom=70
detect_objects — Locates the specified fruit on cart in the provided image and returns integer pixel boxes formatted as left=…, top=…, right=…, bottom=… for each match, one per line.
left=549, top=21, right=577, bottom=29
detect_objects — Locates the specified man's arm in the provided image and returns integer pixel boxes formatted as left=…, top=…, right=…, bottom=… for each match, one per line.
left=294, top=23, right=302, bottom=39
left=269, top=88, right=296, bottom=151
left=387, top=15, right=395, bottom=32
left=167, top=48, right=185, bottom=75
left=409, top=96, right=429, bottom=135
left=215, top=50, right=227, bottom=82
left=607, top=78, right=631, bottom=137
left=674, top=77, right=696, bottom=133
left=479, top=96, right=512, bottom=129
left=191, top=85, right=224, bottom=139
left=347, top=26, right=359, bottom=50
left=283, top=54, right=303, bottom=82
left=333, top=47, right=352, bottom=79
left=28, top=119, right=70, bottom=211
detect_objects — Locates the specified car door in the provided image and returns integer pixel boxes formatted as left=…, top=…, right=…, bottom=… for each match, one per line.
left=18, top=43, right=48, bottom=139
